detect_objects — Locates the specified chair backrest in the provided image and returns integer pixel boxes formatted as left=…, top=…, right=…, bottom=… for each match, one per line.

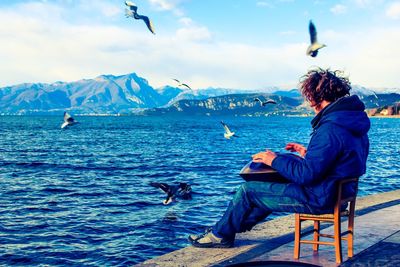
left=334, top=177, right=359, bottom=214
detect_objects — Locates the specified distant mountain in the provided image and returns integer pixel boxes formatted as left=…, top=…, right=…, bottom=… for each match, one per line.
left=0, top=74, right=261, bottom=114
left=272, top=89, right=301, bottom=98
left=0, top=73, right=182, bottom=114
left=0, top=72, right=398, bottom=115
left=143, top=93, right=307, bottom=116
left=143, top=91, right=400, bottom=116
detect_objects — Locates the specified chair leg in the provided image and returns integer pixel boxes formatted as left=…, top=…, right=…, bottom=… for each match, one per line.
left=313, top=220, right=320, bottom=251
left=294, top=214, right=301, bottom=259
left=334, top=213, right=343, bottom=264
left=348, top=200, right=356, bottom=258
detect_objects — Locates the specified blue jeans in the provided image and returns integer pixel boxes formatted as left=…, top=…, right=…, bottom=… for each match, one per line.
left=212, top=181, right=316, bottom=240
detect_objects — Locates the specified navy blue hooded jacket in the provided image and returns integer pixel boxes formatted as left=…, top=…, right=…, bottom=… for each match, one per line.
left=271, top=95, right=370, bottom=210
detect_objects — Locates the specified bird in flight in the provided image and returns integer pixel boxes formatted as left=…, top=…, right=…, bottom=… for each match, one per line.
left=149, top=182, right=192, bottom=205
left=61, top=112, right=78, bottom=129
left=254, top=97, right=277, bottom=106
left=306, top=20, right=326, bottom=57
left=221, top=121, right=238, bottom=139
left=172, top=78, right=192, bottom=90
left=125, top=1, right=155, bottom=34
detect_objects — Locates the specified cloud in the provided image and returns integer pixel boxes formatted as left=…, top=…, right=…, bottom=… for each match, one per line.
left=352, top=0, right=384, bottom=8
left=256, top=1, right=273, bottom=8
left=148, top=0, right=184, bottom=16
left=386, top=2, right=400, bottom=19
left=314, top=27, right=400, bottom=89
left=330, top=4, right=347, bottom=15
left=279, top=30, right=296, bottom=36
left=1, top=0, right=400, bottom=91
left=175, top=17, right=213, bottom=42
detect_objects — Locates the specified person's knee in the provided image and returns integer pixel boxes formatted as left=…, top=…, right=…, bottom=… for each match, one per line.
left=235, top=182, right=257, bottom=199
left=241, top=182, right=259, bottom=193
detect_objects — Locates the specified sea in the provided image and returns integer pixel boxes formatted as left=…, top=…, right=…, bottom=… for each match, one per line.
left=0, top=115, right=399, bottom=266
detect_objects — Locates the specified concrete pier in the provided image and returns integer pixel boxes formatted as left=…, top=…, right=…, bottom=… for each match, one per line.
left=137, top=189, right=400, bottom=267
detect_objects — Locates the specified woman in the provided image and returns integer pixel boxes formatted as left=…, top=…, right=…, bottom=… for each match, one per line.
left=189, top=67, right=370, bottom=248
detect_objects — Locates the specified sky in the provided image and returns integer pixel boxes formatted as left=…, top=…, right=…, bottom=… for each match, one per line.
left=1, top=0, right=400, bottom=91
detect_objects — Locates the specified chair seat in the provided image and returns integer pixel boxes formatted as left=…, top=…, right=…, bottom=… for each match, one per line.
left=294, top=178, right=359, bottom=264
left=299, top=210, right=349, bottom=219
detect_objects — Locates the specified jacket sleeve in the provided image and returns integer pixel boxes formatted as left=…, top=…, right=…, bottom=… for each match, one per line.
left=271, top=125, right=342, bottom=185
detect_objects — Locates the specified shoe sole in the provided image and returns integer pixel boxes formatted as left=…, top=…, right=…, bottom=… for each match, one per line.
left=188, top=237, right=233, bottom=248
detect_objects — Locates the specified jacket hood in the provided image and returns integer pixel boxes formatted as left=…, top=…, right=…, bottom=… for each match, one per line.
left=311, top=95, right=370, bottom=136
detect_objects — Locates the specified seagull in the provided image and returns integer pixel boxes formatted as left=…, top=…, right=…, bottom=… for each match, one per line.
left=61, top=112, right=78, bottom=129
left=370, top=90, right=379, bottom=106
left=125, top=1, right=155, bottom=34
left=172, top=78, right=192, bottom=90
left=149, top=182, right=192, bottom=205
left=221, top=121, right=238, bottom=139
left=306, top=20, right=326, bottom=57
left=254, top=97, right=277, bottom=106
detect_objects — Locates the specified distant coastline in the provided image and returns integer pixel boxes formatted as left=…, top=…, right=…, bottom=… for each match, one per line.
left=368, top=115, right=400, bottom=118
left=1, top=113, right=400, bottom=118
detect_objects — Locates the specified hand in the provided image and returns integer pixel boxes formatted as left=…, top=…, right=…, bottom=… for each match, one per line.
left=285, top=142, right=307, bottom=157
left=252, top=150, right=277, bottom=166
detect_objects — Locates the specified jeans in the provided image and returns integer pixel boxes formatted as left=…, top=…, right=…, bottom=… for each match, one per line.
left=212, top=181, right=316, bottom=240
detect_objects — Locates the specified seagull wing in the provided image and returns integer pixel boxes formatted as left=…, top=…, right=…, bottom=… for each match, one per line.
left=125, top=1, right=138, bottom=12
left=135, top=14, right=155, bottom=34
left=254, top=98, right=262, bottom=103
left=61, top=122, right=69, bottom=129
left=221, top=121, right=232, bottom=135
left=125, top=8, right=134, bottom=18
left=149, top=182, right=170, bottom=194
left=181, top=83, right=192, bottom=90
left=64, top=112, right=71, bottom=122
left=172, top=78, right=181, bottom=84
left=309, top=20, right=317, bottom=44
left=264, top=99, right=277, bottom=105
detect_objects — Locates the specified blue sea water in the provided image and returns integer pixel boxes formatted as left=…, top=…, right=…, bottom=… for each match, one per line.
left=0, top=115, right=399, bottom=266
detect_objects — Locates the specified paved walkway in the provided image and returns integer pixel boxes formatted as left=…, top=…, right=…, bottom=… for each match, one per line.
left=340, top=230, right=400, bottom=267
left=137, top=190, right=400, bottom=267
left=228, top=202, right=400, bottom=267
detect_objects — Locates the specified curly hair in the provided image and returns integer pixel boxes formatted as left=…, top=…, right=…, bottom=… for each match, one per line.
left=299, top=67, right=351, bottom=109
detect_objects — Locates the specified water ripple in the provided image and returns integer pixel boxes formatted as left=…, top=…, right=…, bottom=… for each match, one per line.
left=0, top=116, right=399, bottom=266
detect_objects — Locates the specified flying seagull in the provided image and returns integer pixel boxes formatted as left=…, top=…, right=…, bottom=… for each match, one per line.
left=149, top=182, right=192, bottom=205
left=125, top=1, right=155, bottom=34
left=61, top=112, right=78, bottom=129
left=254, top=97, right=277, bottom=106
left=172, top=78, right=192, bottom=90
left=221, top=121, right=238, bottom=139
left=306, top=20, right=326, bottom=57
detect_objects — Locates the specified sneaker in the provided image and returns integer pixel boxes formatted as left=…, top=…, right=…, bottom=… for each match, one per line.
left=188, top=231, right=234, bottom=248
left=188, top=227, right=212, bottom=242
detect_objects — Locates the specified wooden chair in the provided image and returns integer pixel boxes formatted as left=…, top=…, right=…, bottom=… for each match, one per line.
left=293, top=178, right=359, bottom=264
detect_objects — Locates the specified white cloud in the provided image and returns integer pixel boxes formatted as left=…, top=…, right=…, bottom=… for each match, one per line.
left=1, top=1, right=400, bottom=91
left=330, top=4, right=347, bottom=15
left=175, top=26, right=212, bottom=42
left=279, top=30, right=296, bottom=36
left=352, top=0, right=384, bottom=8
left=386, top=2, right=400, bottom=19
left=256, top=1, right=273, bottom=8
left=148, top=0, right=184, bottom=16
left=175, top=17, right=213, bottom=42
left=314, top=27, right=400, bottom=89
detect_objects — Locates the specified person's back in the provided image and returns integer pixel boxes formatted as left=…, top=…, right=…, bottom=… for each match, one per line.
left=272, top=94, right=370, bottom=210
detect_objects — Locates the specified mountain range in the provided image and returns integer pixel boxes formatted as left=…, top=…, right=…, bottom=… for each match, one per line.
left=0, top=72, right=399, bottom=115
